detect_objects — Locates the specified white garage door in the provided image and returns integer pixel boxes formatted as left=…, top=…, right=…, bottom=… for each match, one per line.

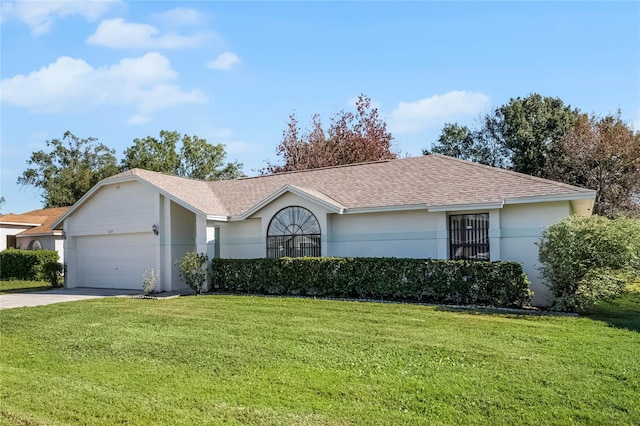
left=76, top=233, right=155, bottom=289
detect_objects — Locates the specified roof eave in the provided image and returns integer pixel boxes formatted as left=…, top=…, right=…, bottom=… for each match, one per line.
left=345, top=204, right=428, bottom=214
left=427, top=202, right=505, bottom=212
left=503, top=191, right=597, bottom=205
left=16, top=231, right=63, bottom=238
left=239, top=184, right=344, bottom=220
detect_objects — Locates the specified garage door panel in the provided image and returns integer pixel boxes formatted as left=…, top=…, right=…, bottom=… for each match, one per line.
left=77, top=233, right=155, bottom=290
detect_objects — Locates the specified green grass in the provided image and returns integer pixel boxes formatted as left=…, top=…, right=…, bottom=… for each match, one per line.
left=1, top=291, right=638, bottom=425
left=0, top=280, right=51, bottom=294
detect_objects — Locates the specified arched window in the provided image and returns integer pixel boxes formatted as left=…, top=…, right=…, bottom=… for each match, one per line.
left=28, top=239, right=42, bottom=250
left=267, top=206, right=321, bottom=258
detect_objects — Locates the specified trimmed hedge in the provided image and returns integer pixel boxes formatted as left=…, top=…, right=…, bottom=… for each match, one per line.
left=0, top=249, right=59, bottom=281
left=210, top=257, right=532, bottom=308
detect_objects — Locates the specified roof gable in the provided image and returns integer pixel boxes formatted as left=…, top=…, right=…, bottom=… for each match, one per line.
left=240, top=184, right=346, bottom=219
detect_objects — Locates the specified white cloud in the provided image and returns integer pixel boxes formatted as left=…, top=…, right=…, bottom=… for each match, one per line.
left=0, top=52, right=208, bottom=119
left=155, top=8, right=204, bottom=27
left=207, top=52, right=241, bottom=70
left=1, top=0, right=120, bottom=35
left=86, top=18, right=213, bottom=49
left=389, top=91, right=491, bottom=134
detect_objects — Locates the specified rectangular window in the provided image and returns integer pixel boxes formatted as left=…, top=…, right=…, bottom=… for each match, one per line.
left=449, top=213, right=490, bottom=261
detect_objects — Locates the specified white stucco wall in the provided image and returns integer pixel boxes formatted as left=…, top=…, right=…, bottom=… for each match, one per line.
left=169, top=201, right=195, bottom=290
left=66, top=181, right=156, bottom=236
left=499, top=201, right=571, bottom=306
left=218, top=219, right=263, bottom=258
left=329, top=210, right=439, bottom=258
left=64, top=180, right=159, bottom=289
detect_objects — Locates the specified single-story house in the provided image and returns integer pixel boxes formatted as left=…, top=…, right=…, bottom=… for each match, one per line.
left=0, top=207, right=68, bottom=264
left=52, top=155, right=596, bottom=305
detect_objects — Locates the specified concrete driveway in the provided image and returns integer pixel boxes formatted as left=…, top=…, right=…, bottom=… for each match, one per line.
left=0, top=288, right=141, bottom=310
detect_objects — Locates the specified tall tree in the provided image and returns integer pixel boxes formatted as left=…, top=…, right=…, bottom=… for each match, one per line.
left=120, top=130, right=180, bottom=174
left=0, top=196, right=5, bottom=214
left=486, top=94, right=580, bottom=177
left=178, top=134, right=244, bottom=180
left=422, top=123, right=508, bottom=168
left=425, top=93, right=580, bottom=177
left=17, top=131, right=119, bottom=207
left=549, top=112, right=640, bottom=217
left=264, top=94, right=396, bottom=174
left=121, top=130, right=243, bottom=180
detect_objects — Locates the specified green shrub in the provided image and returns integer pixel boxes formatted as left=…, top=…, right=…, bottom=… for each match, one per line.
left=42, top=262, right=64, bottom=288
left=210, top=257, right=532, bottom=308
left=177, top=252, right=208, bottom=294
left=0, top=249, right=59, bottom=281
left=538, top=215, right=640, bottom=311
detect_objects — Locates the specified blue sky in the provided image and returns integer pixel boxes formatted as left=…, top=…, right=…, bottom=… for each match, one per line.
left=1, top=1, right=639, bottom=214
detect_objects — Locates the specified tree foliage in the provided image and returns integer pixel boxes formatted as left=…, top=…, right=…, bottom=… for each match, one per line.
left=17, top=131, right=119, bottom=208
left=0, top=196, right=4, bottom=214
left=423, top=123, right=508, bottom=168
left=121, top=130, right=243, bottom=180
left=548, top=112, right=640, bottom=217
left=425, top=94, right=580, bottom=177
left=425, top=94, right=640, bottom=217
left=264, top=94, right=396, bottom=174
left=121, top=130, right=180, bottom=174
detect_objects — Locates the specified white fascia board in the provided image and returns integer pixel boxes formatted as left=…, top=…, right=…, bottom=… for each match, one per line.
left=0, top=222, right=40, bottom=226
left=344, top=204, right=428, bottom=214
left=17, top=231, right=62, bottom=238
left=503, top=191, right=597, bottom=205
left=240, top=185, right=344, bottom=220
left=427, top=202, right=504, bottom=212
left=206, top=215, right=230, bottom=222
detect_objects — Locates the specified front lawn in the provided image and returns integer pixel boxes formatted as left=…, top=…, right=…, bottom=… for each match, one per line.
left=1, top=291, right=638, bottom=425
left=0, top=279, right=51, bottom=294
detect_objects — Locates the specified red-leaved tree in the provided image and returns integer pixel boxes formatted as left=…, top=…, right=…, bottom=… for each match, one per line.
left=263, top=94, right=396, bottom=174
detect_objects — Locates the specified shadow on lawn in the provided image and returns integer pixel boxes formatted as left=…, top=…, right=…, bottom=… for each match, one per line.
left=433, top=289, right=640, bottom=334
left=582, top=289, right=640, bottom=333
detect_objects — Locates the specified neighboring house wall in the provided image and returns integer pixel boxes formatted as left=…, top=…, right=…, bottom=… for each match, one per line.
left=0, top=225, right=30, bottom=250
left=15, top=235, right=65, bottom=264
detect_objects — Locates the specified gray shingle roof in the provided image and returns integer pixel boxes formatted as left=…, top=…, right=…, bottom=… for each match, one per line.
left=102, top=155, right=596, bottom=218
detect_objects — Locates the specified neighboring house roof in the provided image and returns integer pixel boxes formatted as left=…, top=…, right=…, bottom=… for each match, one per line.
left=53, top=155, right=597, bottom=227
left=0, top=207, right=69, bottom=236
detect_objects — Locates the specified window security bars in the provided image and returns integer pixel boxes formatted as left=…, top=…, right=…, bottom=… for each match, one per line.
left=267, top=206, right=321, bottom=258
left=449, top=213, right=490, bottom=261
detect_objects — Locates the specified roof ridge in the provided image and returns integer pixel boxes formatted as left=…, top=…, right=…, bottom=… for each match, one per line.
left=430, top=154, right=594, bottom=193
left=236, top=158, right=394, bottom=181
